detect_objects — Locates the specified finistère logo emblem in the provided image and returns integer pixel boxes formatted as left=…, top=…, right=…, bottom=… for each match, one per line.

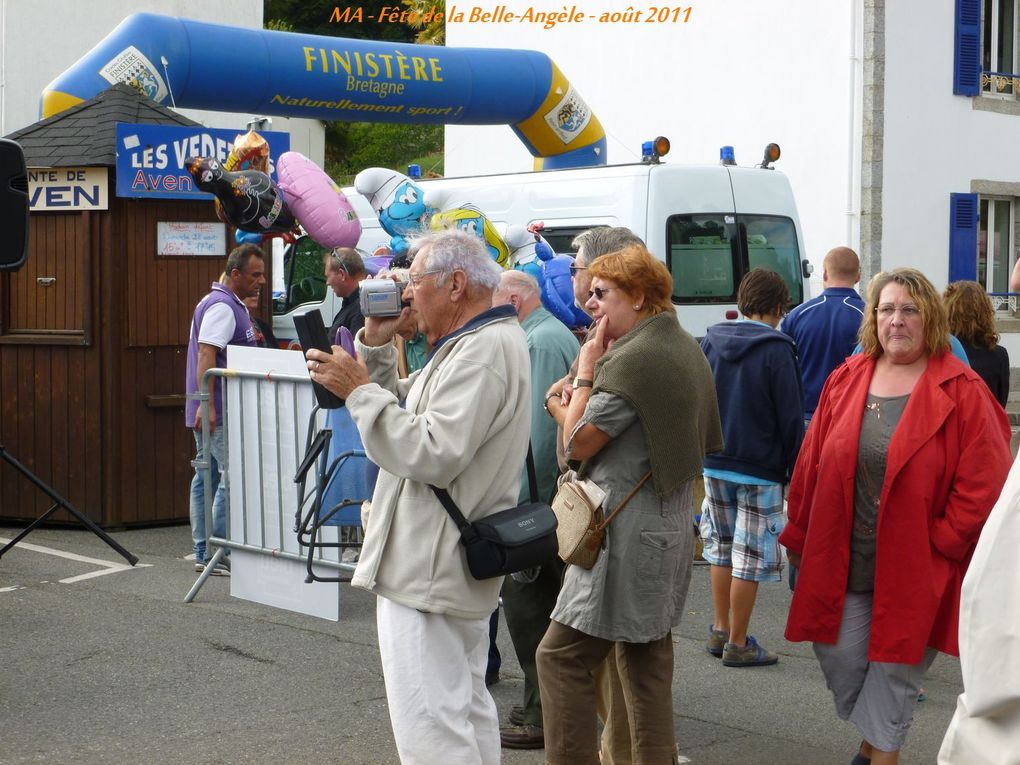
left=543, top=85, right=592, bottom=145
left=99, top=46, right=169, bottom=103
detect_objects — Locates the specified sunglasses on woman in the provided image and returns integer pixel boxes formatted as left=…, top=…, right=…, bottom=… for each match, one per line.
left=587, top=287, right=616, bottom=300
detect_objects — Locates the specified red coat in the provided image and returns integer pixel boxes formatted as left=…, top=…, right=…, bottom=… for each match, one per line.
left=780, top=351, right=1012, bottom=664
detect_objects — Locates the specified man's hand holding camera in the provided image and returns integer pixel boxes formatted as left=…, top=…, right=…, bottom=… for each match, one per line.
left=306, top=346, right=370, bottom=399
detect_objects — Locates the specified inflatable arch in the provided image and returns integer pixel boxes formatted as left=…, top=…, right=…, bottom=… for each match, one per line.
left=41, top=13, right=606, bottom=170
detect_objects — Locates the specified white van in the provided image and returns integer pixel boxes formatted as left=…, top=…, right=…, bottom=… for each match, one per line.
left=272, top=149, right=811, bottom=342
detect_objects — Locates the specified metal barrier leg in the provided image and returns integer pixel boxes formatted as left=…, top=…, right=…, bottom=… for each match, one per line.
left=183, top=546, right=227, bottom=603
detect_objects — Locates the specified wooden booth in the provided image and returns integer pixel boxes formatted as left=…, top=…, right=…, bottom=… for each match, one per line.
left=0, top=85, right=275, bottom=527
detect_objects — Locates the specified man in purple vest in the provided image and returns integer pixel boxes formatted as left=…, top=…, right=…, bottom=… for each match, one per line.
left=185, top=244, right=265, bottom=573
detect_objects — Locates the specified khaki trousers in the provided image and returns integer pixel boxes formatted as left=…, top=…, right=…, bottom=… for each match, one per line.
left=537, top=620, right=677, bottom=765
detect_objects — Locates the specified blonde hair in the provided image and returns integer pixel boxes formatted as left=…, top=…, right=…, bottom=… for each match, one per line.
left=858, top=268, right=950, bottom=357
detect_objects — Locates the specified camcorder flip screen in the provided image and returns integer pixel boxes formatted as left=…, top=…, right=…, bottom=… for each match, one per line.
left=293, top=311, right=345, bottom=409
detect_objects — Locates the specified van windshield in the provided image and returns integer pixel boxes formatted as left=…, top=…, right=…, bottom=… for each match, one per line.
left=274, top=236, right=329, bottom=315
left=666, top=213, right=802, bottom=305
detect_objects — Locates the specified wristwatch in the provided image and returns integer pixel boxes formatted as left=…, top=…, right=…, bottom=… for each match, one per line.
left=573, top=377, right=593, bottom=388
left=543, top=392, right=559, bottom=415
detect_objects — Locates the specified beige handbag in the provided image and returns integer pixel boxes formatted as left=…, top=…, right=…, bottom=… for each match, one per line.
left=552, top=471, right=652, bottom=569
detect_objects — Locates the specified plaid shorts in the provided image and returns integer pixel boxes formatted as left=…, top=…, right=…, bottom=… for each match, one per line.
left=699, top=476, right=785, bottom=582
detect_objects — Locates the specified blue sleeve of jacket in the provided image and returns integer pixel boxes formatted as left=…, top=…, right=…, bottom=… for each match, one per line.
left=771, top=344, right=806, bottom=480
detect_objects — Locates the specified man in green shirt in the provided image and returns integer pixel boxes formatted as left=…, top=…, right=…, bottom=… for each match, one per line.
left=492, top=270, right=579, bottom=749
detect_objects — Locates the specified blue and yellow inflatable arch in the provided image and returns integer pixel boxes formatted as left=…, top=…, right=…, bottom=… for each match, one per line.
left=41, top=13, right=606, bottom=170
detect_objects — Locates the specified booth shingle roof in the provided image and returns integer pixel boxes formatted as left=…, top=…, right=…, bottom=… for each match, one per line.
left=4, top=83, right=201, bottom=167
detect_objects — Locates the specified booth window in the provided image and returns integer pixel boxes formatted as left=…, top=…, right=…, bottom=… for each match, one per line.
left=0, top=211, right=90, bottom=344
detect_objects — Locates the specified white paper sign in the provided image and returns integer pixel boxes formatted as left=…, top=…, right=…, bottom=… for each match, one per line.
left=157, top=221, right=226, bottom=256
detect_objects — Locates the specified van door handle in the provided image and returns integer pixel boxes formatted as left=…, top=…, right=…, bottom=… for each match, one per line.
left=37, top=277, right=56, bottom=286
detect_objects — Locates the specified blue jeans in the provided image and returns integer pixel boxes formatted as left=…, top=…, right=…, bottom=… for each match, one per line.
left=189, top=427, right=226, bottom=563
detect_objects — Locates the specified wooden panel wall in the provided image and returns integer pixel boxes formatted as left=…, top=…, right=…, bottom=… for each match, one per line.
left=0, top=210, right=101, bottom=524
left=121, top=199, right=230, bottom=348
left=1, top=196, right=271, bottom=527
left=0, top=345, right=103, bottom=523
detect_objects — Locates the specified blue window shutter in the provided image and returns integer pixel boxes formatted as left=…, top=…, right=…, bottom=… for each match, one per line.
left=954, top=0, right=981, bottom=95
left=949, top=193, right=978, bottom=282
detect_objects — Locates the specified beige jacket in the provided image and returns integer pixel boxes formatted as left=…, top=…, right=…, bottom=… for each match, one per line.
left=346, top=308, right=531, bottom=619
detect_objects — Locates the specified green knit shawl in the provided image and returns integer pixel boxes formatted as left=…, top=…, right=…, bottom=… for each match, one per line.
left=580, top=312, right=723, bottom=497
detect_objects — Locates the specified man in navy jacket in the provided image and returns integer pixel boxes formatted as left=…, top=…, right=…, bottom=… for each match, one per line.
left=781, top=247, right=865, bottom=420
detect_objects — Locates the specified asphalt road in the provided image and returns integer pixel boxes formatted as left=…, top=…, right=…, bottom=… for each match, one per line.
left=0, top=524, right=958, bottom=764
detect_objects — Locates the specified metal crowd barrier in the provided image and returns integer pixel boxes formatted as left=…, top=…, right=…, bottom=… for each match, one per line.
left=184, top=367, right=357, bottom=603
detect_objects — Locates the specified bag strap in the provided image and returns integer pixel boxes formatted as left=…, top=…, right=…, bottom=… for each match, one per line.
left=430, top=444, right=539, bottom=544
left=431, top=484, right=478, bottom=544
left=595, top=471, right=652, bottom=532
left=525, top=443, right=538, bottom=504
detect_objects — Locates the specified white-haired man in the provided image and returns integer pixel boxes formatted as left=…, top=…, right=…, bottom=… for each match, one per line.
left=307, top=230, right=531, bottom=765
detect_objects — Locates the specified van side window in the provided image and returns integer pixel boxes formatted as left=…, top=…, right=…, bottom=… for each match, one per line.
left=667, top=214, right=738, bottom=300
left=539, top=225, right=606, bottom=256
left=667, top=214, right=802, bottom=305
left=274, top=236, right=329, bottom=316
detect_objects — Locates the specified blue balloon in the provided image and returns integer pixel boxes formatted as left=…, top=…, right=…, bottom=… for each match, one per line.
left=541, top=255, right=590, bottom=329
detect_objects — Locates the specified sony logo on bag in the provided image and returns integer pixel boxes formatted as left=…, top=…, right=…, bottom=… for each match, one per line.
left=517, top=518, right=535, bottom=527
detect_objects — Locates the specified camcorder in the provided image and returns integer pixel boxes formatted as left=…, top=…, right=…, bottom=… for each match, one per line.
left=360, top=278, right=409, bottom=317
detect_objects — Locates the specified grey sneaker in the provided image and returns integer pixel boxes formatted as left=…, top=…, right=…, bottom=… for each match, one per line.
left=706, top=625, right=728, bottom=657
left=721, top=636, right=778, bottom=667
left=195, top=559, right=230, bottom=576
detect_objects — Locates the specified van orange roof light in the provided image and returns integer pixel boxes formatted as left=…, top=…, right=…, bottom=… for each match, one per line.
left=641, top=136, right=671, bottom=164
left=760, top=143, right=781, bottom=169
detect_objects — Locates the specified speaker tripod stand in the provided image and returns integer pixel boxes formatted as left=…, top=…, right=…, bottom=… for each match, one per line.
left=0, top=445, right=138, bottom=565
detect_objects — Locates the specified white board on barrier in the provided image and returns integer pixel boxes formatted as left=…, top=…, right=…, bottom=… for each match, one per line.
left=224, top=344, right=344, bottom=621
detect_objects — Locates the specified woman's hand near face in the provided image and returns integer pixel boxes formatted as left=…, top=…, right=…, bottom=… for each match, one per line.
left=577, top=315, right=609, bottom=378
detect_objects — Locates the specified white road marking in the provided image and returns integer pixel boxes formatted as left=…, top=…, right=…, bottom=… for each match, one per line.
left=0, top=537, right=152, bottom=585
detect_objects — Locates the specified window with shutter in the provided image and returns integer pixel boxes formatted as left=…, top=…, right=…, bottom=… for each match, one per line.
left=949, top=193, right=979, bottom=282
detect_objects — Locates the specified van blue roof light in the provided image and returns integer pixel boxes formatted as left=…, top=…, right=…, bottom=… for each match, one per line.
left=407, top=163, right=422, bottom=179
left=720, top=146, right=736, bottom=166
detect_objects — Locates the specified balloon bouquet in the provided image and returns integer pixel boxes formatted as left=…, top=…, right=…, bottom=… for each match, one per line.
left=185, top=130, right=362, bottom=251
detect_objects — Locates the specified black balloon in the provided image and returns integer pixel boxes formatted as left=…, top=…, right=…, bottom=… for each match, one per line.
left=185, top=157, right=297, bottom=234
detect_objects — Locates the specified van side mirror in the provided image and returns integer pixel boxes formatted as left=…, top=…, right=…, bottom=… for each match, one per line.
left=801, top=259, right=814, bottom=279
left=0, top=138, right=29, bottom=272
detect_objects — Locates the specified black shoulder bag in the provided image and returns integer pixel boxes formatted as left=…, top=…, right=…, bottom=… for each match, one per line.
left=430, top=445, right=558, bottom=580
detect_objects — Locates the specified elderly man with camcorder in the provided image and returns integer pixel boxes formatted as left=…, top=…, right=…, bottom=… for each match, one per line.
left=306, top=229, right=532, bottom=765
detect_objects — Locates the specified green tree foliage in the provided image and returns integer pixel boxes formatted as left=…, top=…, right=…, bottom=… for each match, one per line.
left=402, top=0, right=445, bottom=44
left=264, top=0, right=445, bottom=178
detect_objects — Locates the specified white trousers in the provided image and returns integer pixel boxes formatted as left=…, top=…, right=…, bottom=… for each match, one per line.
left=377, top=597, right=500, bottom=765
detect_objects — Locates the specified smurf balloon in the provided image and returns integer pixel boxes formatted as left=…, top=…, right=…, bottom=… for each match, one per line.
left=542, top=255, right=592, bottom=329
left=186, top=157, right=297, bottom=234
left=428, top=204, right=511, bottom=269
left=354, top=168, right=429, bottom=256
left=505, top=223, right=554, bottom=284
left=276, top=152, right=361, bottom=249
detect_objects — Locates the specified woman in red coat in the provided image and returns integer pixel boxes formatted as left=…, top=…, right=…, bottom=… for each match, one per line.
left=780, top=268, right=1012, bottom=765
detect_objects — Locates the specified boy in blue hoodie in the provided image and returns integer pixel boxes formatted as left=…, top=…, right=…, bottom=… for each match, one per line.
left=700, top=268, right=804, bottom=667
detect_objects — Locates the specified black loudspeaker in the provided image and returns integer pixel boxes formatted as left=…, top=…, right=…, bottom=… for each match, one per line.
left=0, top=138, right=29, bottom=272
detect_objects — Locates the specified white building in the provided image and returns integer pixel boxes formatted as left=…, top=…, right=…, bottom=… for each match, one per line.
left=0, top=0, right=324, bottom=160
left=446, top=0, right=1019, bottom=309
